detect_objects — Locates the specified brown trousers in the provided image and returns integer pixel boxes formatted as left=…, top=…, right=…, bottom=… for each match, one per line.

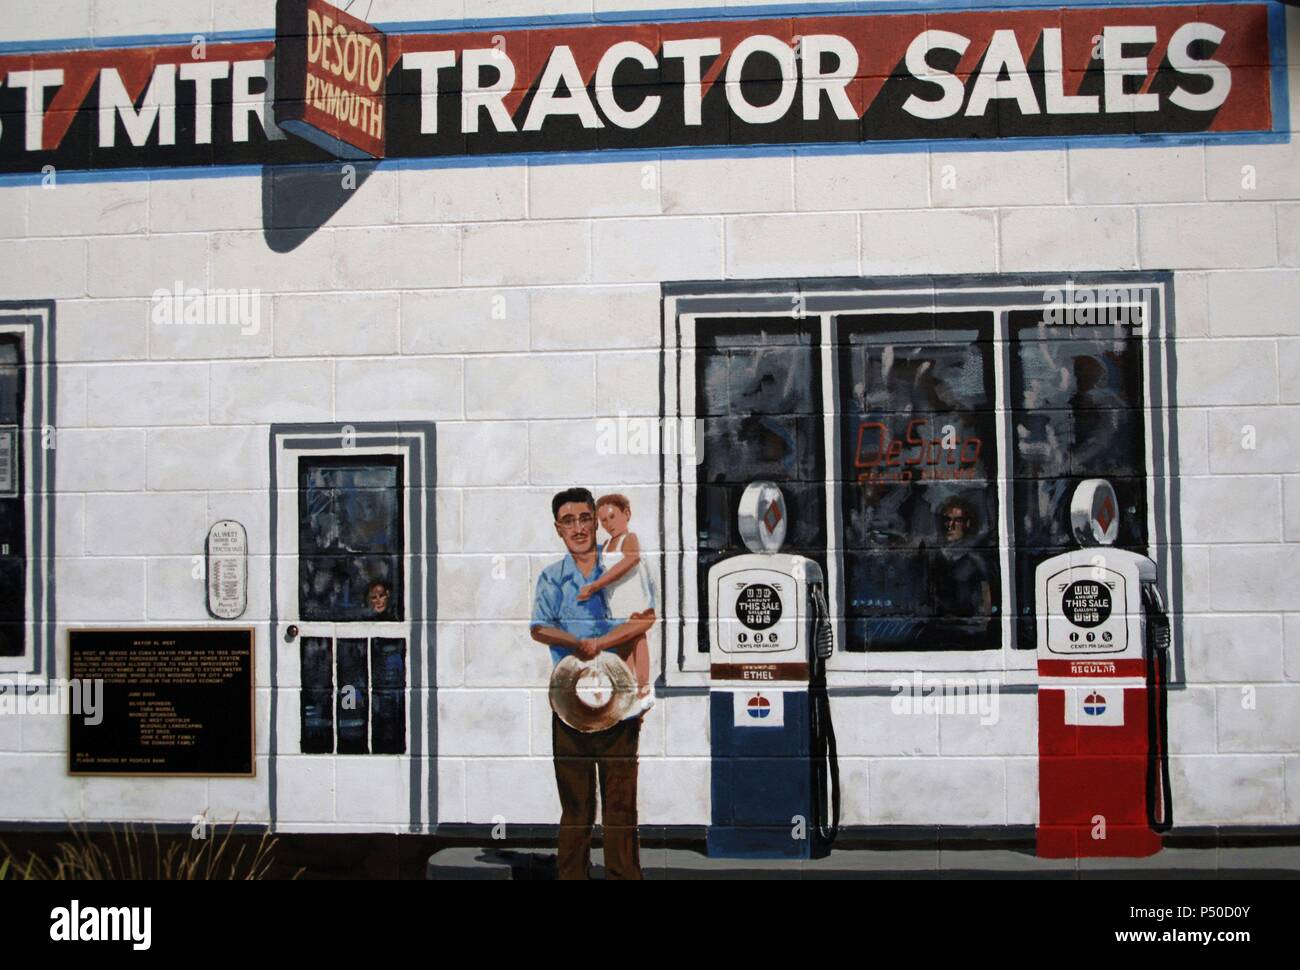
left=552, top=713, right=643, bottom=880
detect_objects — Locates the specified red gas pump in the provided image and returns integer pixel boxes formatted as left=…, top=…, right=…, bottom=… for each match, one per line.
left=1035, top=480, right=1172, bottom=858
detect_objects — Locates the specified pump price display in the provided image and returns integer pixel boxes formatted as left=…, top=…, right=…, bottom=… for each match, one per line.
left=1062, top=581, right=1112, bottom=627
left=736, top=584, right=782, bottom=630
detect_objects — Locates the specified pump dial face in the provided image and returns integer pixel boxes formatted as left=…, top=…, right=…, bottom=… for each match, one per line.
left=1062, top=580, right=1112, bottom=628
left=736, top=583, right=782, bottom=630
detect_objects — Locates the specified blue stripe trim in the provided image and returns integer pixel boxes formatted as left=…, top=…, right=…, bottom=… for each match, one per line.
left=0, top=126, right=1288, bottom=188
left=1268, top=0, right=1292, bottom=136
left=0, top=0, right=1280, bottom=53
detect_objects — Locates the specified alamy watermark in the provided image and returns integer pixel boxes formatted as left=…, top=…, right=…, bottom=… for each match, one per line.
left=890, top=672, right=1001, bottom=725
left=0, top=675, right=103, bottom=725
left=1041, top=281, right=1147, bottom=332
left=595, top=411, right=705, bottom=462
left=151, top=281, right=261, bottom=336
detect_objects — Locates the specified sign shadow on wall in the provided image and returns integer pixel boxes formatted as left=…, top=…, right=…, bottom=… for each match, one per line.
left=261, top=162, right=377, bottom=252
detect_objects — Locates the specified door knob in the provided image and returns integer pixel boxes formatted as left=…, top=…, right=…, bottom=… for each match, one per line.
left=285, top=625, right=299, bottom=641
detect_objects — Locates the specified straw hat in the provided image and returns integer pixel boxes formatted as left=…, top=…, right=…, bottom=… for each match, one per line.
left=549, top=651, right=639, bottom=732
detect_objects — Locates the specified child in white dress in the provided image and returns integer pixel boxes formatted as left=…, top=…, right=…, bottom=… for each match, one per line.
left=578, top=493, right=655, bottom=711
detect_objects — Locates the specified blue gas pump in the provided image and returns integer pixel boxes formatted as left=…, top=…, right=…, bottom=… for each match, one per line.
left=707, top=481, right=839, bottom=859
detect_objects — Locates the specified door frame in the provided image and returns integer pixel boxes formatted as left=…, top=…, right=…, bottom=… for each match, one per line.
left=269, top=422, right=437, bottom=832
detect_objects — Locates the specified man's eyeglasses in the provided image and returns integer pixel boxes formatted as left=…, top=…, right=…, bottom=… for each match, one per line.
left=557, top=513, right=595, bottom=530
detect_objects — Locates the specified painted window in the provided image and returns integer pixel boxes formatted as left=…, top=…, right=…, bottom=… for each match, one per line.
left=0, top=336, right=23, bottom=657
left=666, top=278, right=1174, bottom=674
left=1008, top=309, right=1149, bottom=649
left=695, top=318, right=827, bottom=652
left=836, top=313, right=1000, bottom=652
left=297, top=455, right=407, bottom=754
left=299, top=456, right=405, bottom=621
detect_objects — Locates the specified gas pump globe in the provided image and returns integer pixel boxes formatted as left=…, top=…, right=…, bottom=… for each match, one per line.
left=1034, top=478, right=1173, bottom=858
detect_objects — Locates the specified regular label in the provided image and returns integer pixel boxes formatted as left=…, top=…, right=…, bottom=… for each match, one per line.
left=1062, top=581, right=1112, bottom=628
left=736, top=583, right=782, bottom=630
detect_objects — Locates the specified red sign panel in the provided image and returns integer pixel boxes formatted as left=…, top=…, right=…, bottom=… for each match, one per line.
left=273, top=0, right=387, bottom=159
left=0, top=3, right=1282, bottom=175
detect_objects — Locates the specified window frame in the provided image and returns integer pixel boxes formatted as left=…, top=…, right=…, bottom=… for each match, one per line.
left=660, top=276, right=1179, bottom=689
left=0, top=302, right=55, bottom=679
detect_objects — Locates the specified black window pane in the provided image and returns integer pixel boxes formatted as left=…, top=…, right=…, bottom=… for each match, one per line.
left=335, top=637, right=369, bottom=754
left=695, top=318, right=826, bottom=652
left=0, top=339, right=21, bottom=424
left=370, top=637, right=406, bottom=754
left=371, top=691, right=406, bottom=755
left=298, top=456, right=404, bottom=622
left=1009, top=309, right=1149, bottom=649
left=300, top=637, right=334, bottom=754
left=837, top=313, right=1000, bottom=651
left=370, top=637, right=407, bottom=690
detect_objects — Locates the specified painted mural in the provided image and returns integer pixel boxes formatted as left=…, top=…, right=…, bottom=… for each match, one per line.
left=1, top=0, right=1297, bottom=889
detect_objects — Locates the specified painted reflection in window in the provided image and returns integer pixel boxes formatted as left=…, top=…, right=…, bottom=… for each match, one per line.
left=1009, top=309, right=1147, bottom=648
left=837, top=313, right=1000, bottom=651
left=0, top=337, right=23, bottom=657
left=300, top=635, right=407, bottom=755
left=298, top=456, right=404, bottom=622
left=695, top=318, right=826, bottom=652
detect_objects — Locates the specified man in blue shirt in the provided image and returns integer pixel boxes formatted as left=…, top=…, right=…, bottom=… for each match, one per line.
left=530, top=486, right=655, bottom=880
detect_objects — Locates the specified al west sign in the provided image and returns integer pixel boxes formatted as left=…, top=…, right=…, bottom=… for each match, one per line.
left=0, top=2, right=1283, bottom=174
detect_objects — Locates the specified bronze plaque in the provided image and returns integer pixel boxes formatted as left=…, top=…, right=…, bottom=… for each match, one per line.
left=68, top=628, right=254, bottom=776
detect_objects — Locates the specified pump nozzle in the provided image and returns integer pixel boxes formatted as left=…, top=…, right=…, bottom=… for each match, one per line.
left=812, top=583, right=833, bottom=661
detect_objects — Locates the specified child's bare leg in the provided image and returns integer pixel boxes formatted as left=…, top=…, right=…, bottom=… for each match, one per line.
left=632, top=635, right=651, bottom=693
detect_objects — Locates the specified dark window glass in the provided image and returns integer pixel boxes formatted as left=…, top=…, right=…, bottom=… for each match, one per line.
left=0, top=336, right=24, bottom=657
left=300, top=636, right=334, bottom=754
left=695, top=318, right=826, bottom=652
left=300, top=636, right=408, bottom=755
left=370, top=691, right=405, bottom=754
left=335, top=637, right=370, bottom=754
left=1009, top=308, right=1148, bottom=648
left=836, top=313, right=1000, bottom=651
left=370, top=637, right=407, bottom=755
left=298, top=456, right=404, bottom=622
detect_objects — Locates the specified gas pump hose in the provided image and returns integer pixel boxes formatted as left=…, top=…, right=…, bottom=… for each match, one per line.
left=810, top=584, right=841, bottom=846
left=1144, top=587, right=1174, bottom=834
left=811, top=678, right=841, bottom=846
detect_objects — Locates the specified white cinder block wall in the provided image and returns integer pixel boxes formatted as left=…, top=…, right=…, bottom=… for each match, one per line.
left=0, top=0, right=1298, bottom=834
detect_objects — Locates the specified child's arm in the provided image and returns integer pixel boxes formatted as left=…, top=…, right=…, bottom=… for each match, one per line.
left=577, top=533, right=641, bottom=599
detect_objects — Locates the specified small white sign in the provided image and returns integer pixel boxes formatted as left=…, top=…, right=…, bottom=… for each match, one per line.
left=1063, top=685, right=1126, bottom=727
left=0, top=426, right=16, bottom=497
left=732, top=689, right=785, bottom=728
left=207, top=520, right=248, bottom=620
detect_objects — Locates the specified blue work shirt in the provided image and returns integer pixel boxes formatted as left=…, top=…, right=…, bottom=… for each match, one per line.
left=531, top=547, right=615, bottom=666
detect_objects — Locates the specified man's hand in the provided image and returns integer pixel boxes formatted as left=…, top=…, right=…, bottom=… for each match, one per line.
left=576, top=583, right=595, bottom=602
left=574, top=639, right=600, bottom=660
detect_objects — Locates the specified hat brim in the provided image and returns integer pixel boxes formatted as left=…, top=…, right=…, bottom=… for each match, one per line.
left=549, top=653, right=639, bottom=732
